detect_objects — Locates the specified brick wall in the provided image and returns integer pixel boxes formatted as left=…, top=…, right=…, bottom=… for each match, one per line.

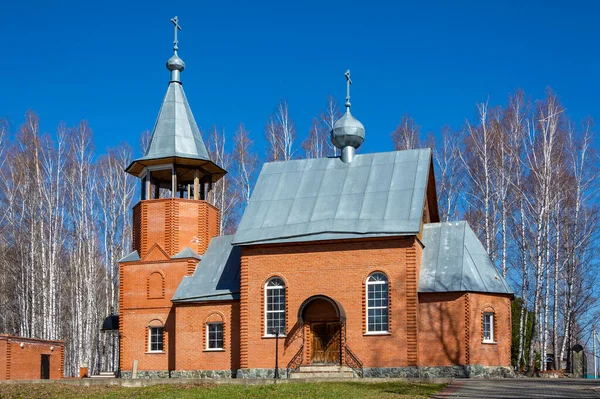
left=417, top=292, right=511, bottom=367
left=468, top=293, right=512, bottom=366
left=0, top=335, right=64, bottom=380
left=119, top=257, right=191, bottom=373
left=239, top=236, right=417, bottom=370
left=120, top=198, right=221, bottom=373
left=0, top=339, right=6, bottom=379
left=132, top=199, right=219, bottom=258
left=175, top=302, right=240, bottom=372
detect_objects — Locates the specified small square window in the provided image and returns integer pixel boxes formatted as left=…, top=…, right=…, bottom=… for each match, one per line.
left=483, top=313, right=494, bottom=343
left=207, top=323, right=224, bottom=350
left=149, top=327, right=164, bottom=352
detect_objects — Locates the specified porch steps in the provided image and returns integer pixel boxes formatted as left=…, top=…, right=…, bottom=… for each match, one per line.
left=290, top=365, right=355, bottom=379
left=90, top=372, right=116, bottom=379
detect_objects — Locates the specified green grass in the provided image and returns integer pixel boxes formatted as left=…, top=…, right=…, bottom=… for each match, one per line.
left=0, top=381, right=446, bottom=399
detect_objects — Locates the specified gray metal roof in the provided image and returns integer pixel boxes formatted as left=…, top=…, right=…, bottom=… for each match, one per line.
left=119, top=250, right=140, bottom=263
left=232, top=149, right=431, bottom=245
left=172, top=235, right=240, bottom=302
left=419, top=221, right=513, bottom=295
left=134, top=82, right=210, bottom=163
left=172, top=247, right=201, bottom=260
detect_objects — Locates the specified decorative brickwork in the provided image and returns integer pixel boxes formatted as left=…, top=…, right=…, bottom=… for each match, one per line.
left=239, top=255, right=249, bottom=369
left=465, top=293, right=471, bottom=365
left=405, top=246, right=418, bottom=366
left=147, top=271, right=165, bottom=299
left=132, top=199, right=220, bottom=259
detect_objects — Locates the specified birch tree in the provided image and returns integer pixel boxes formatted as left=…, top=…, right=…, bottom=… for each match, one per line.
left=232, top=123, right=258, bottom=208
left=428, top=126, right=464, bottom=222
left=207, top=126, right=237, bottom=234
left=392, top=115, right=421, bottom=151
left=265, top=100, right=296, bottom=161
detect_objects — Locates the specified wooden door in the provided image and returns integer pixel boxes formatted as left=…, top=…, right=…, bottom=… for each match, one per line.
left=41, top=355, right=50, bottom=379
left=311, top=322, right=341, bottom=364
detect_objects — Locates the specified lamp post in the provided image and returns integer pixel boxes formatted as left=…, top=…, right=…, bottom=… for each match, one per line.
left=272, top=328, right=280, bottom=379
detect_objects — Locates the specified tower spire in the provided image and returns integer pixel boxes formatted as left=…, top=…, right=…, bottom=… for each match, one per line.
left=166, top=16, right=185, bottom=83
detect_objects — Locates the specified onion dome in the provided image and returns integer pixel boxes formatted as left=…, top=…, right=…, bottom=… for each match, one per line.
left=331, top=70, right=365, bottom=163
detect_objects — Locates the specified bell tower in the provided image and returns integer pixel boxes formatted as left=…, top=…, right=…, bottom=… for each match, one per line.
left=125, top=16, right=226, bottom=258
left=119, top=16, right=226, bottom=377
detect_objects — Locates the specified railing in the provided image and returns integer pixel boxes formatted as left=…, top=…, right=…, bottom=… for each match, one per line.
left=286, top=344, right=304, bottom=377
left=345, top=345, right=364, bottom=377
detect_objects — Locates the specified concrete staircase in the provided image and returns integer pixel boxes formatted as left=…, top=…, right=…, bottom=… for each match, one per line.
left=90, top=371, right=116, bottom=379
left=290, top=365, right=355, bottom=379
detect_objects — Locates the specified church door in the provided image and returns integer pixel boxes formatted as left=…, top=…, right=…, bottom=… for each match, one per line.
left=310, top=322, right=341, bottom=364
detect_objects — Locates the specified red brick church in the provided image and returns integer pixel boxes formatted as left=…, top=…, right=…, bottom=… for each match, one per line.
left=118, top=18, right=513, bottom=379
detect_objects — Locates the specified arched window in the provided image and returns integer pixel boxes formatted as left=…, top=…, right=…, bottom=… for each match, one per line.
left=265, top=277, right=286, bottom=336
left=147, top=319, right=164, bottom=352
left=366, top=272, right=389, bottom=333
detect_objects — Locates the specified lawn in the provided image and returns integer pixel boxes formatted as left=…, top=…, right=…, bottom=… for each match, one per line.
left=0, top=381, right=446, bottom=399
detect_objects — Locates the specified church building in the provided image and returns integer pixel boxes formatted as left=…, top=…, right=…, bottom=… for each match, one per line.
left=118, top=18, right=514, bottom=379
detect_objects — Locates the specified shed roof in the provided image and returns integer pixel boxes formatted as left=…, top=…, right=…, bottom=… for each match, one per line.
left=419, top=221, right=513, bottom=295
left=172, top=235, right=240, bottom=302
left=232, top=149, right=432, bottom=245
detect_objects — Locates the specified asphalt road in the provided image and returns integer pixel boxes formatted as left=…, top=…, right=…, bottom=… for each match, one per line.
left=431, top=379, right=600, bottom=399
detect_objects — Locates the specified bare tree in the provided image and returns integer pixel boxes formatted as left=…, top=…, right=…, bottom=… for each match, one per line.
left=428, top=126, right=464, bottom=222
left=392, top=115, right=421, bottom=151
left=322, top=95, right=342, bottom=157
left=265, top=100, right=296, bottom=161
left=232, top=123, right=258, bottom=208
left=302, top=118, right=328, bottom=159
left=207, top=126, right=237, bottom=234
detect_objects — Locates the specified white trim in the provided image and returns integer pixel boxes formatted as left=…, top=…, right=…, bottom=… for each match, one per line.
left=148, top=326, right=164, bottom=353
left=366, top=272, right=389, bottom=333
left=264, top=277, right=286, bottom=336
left=206, top=322, right=224, bottom=350
left=483, top=312, right=494, bottom=343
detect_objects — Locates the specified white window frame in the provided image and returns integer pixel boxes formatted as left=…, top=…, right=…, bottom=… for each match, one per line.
left=366, top=272, right=389, bottom=334
left=483, top=312, right=494, bottom=343
left=206, top=322, right=224, bottom=351
left=264, top=277, right=286, bottom=337
left=148, top=326, right=164, bottom=352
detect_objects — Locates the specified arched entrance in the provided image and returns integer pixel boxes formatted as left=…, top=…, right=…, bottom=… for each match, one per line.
left=298, top=295, right=346, bottom=365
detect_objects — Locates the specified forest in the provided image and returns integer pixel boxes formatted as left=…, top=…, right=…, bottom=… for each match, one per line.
left=0, top=88, right=597, bottom=376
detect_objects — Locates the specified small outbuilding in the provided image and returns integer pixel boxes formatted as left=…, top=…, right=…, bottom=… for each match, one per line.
left=0, top=334, right=64, bottom=380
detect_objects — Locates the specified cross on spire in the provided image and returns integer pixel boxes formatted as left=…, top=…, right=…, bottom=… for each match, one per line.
left=171, top=16, right=182, bottom=53
left=345, top=70, right=352, bottom=109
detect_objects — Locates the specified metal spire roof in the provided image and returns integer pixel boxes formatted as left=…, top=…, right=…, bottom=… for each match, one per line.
left=138, top=82, right=211, bottom=161
left=126, top=17, right=226, bottom=181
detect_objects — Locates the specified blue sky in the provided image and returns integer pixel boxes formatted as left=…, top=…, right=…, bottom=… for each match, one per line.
left=1, top=0, right=599, bottom=158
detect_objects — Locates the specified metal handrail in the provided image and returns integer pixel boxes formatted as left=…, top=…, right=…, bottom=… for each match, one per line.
left=286, top=344, right=304, bottom=377
left=345, top=344, right=364, bottom=377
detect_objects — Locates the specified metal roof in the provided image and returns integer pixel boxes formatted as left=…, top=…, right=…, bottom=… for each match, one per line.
left=119, top=250, right=140, bottom=263
left=419, top=221, right=513, bottom=295
left=135, top=82, right=210, bottom=163
left=232, top=149, right=431, bottom=245
left=172, top=246, right=201, bottom=260
left=172, top=235, right=240, bottom=302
